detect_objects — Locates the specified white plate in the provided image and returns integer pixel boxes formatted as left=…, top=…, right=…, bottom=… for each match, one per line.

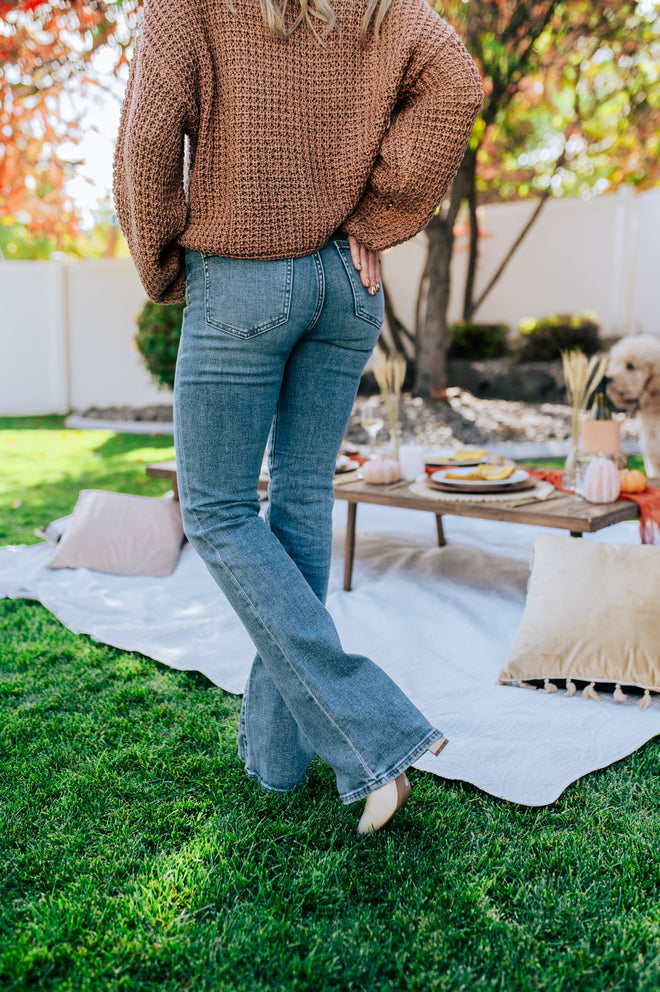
left=335, top=458, right=361, bottom=474
left=424, top=448, right=488, bottom=467
left=430, top=468, right=530, bottom=489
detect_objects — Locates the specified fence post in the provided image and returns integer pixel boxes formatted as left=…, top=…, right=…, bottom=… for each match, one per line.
left=51, top=260, right=72, bottom=414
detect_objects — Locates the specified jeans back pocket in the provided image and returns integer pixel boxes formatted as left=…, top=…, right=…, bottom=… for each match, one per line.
left=202, top=254, right=293, bottom=338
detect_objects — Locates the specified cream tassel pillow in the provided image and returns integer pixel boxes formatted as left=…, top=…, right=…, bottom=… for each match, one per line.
left=499, top=533, right=660, bottom=710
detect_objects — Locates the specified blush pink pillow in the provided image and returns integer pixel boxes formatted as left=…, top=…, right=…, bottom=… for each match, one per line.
left=47, top=490, right=184, bottom=577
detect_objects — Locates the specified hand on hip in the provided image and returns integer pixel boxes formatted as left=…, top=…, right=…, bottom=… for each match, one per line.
left=348, top=235, right=381, bottom=296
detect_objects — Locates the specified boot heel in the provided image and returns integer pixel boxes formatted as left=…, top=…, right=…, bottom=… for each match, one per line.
left=427, top=735, right=449, bottom=756
left=357, top=772, right=411, bottom=836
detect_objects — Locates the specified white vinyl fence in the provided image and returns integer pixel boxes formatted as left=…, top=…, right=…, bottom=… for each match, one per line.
left=1, top=186, right=658, bottom=416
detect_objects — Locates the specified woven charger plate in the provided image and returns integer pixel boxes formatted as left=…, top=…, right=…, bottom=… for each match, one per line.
left=408, top=479, right=557, bottom=505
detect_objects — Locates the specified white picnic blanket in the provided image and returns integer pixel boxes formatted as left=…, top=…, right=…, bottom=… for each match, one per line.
left=1, top=502, right=658, bottom=806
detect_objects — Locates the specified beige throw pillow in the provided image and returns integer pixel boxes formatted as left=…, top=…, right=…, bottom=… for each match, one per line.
left=499, top=533, right=660, bottom=702
left=47, top=490, right=184, bottom=577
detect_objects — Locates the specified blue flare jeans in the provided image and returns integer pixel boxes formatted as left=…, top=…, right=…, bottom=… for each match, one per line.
left=173, top=240, right=443, bottom=803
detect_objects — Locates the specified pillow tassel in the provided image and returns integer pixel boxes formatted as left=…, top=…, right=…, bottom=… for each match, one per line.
left=639, top=690, right=652, bottom=711
left=582, top=682, right=601, bottom=702
left=564, top=678, right=576, bottom=697
left=518, top=681, right=537, bottom=690
left=613, top=684, right=628, bottom=704
left=540, top=678, right=558, bottom=694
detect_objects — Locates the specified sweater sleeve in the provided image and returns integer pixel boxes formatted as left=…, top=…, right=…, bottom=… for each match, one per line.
left=342, top=18, right=483, bottom=252
left=113, top=16, right=198, bottom=304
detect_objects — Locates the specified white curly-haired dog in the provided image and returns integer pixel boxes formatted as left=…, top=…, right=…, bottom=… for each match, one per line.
left=606, top=334, right=660, bottom=478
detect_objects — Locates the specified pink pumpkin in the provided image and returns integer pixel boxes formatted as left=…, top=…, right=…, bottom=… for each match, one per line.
left=362, top=457, right=402, bottom=484
left=583, top=455, right=621, bottom=503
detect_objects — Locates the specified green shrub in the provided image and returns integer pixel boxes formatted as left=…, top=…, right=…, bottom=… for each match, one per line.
left=448, top=321, right=509, bottom=360
left=516, top=312, right=601, bottom=362
left=135, top=300, right=184, bottom=391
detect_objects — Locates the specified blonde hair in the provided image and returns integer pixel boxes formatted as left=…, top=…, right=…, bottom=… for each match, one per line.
left=258, top=0, right=393, bottom=44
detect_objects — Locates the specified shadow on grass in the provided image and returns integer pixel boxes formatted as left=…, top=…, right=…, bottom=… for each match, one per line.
left=91, top=431, right=175, bottom=457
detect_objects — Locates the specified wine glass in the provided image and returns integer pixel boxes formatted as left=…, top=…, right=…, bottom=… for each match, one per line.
left=360, top=397, right=384, bottom=458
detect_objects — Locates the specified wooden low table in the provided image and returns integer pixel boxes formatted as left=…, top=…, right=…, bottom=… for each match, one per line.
left=145, top=460, right=642, bottom=591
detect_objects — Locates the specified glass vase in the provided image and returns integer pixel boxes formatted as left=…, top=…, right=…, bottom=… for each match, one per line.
left=562, top=407, right=583, bottom=491
left=389, top=420, right=402, bottom=462
left=384, top=394, right=402, bottom=462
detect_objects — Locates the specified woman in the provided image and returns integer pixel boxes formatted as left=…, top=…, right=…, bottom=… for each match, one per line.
left=114, top=0, right=482, bottom=834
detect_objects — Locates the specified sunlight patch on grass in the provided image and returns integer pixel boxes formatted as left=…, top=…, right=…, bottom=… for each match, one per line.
left=0, top=417, right=175, bottom=546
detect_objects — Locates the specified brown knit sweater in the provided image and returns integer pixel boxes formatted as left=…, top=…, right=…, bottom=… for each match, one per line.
left=113, top=0, right=483, bottom=304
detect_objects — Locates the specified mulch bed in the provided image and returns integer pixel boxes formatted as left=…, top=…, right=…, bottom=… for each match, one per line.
left=80, top=389, right=640, bottom=449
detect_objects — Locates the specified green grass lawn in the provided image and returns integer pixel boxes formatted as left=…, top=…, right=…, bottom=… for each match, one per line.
left=1, top=418, right=659, bottom=992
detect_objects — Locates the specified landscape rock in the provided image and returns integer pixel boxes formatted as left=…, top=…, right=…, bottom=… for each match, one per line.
left=488, top=366, right=559, bottom=403
left=78, top=384, right=640, bottom=452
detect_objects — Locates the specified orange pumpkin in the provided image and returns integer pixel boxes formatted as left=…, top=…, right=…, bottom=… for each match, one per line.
left=619, top=468, right=648, bottom=493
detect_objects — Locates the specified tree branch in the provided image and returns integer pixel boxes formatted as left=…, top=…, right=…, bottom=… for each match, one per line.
left=469, top=148, right=567, bottom=319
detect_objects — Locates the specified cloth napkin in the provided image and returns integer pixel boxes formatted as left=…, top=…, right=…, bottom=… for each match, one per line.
left=528, top=468, right=660, bottom=545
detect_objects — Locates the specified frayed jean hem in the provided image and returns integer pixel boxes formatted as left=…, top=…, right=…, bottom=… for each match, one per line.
left=244, top=766, right=309, bottom=796
left=339, top=729, right=446, bottom=806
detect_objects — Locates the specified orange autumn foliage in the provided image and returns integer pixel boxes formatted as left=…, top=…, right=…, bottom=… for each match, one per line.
left=0, top=1, right=141, bottom=243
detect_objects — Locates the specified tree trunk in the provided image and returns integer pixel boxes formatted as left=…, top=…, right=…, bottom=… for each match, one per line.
left=414, top=213, right=455, bottom=396
left=381, top=281, right=415, bottom=359
left=461, top=149, right=479, bottom=322
left=413, top=161, right=469, bottom=396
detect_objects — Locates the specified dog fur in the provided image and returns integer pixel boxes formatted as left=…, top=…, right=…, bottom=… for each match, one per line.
left=606, top=335, right=660, bottom=478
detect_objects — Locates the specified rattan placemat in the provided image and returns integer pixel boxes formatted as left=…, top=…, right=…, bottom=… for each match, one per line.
left=408, top=479, right=557, bottom=506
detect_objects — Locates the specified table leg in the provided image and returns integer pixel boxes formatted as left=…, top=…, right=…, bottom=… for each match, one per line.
left=569, top=530, right=583, bottom=538
left=344, top=502, right=357, bottom=592
left=435, top=514, right=446, bottom=547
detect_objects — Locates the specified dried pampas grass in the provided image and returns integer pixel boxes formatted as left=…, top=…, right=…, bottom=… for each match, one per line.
left=373, top=351, right=406, bottom=460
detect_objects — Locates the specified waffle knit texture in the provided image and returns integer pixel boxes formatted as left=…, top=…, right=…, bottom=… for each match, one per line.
left=113, top=0, right=483, bottom=304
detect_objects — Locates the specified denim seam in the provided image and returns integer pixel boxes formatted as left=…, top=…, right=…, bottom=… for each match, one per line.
left=301, top=250, right=325, bottom=336
left=339, top=728, right=446, bottom=806
left=176, top=463, right=375, bottom=783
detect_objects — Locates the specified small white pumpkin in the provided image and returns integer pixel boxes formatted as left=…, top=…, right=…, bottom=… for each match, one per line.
left=362, top=457, right=402, bottom=484
left=583, top=455, right=621, bottom=503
